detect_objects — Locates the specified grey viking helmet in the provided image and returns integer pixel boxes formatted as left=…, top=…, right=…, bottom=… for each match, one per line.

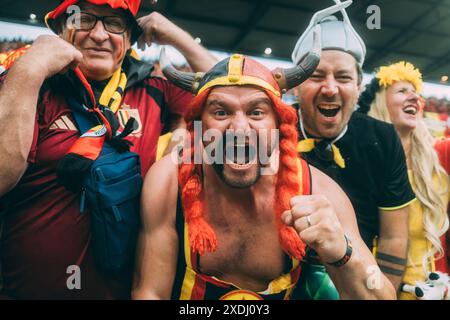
left=291, top=0, right=366, bottom=67
left=159, top=1, right=353, bottom=94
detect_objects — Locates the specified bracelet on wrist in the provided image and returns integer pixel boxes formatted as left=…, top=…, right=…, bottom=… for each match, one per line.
left=327, top=234, right=353, bottom=268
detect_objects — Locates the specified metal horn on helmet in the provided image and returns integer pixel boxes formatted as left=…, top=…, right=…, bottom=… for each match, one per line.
left=159, top=47, right=204, bottom=93
left=272, top=24, right=321, bottom=92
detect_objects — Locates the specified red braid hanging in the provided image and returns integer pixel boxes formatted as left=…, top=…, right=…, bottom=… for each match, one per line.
left=179, top=89, right=217, bottom=255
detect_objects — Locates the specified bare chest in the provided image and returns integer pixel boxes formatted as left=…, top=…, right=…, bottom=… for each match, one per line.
left=198, top=208, right=286, bottom=291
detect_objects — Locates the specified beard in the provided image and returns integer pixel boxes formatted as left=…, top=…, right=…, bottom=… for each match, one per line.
left=212, top=162, right=261, bottom=189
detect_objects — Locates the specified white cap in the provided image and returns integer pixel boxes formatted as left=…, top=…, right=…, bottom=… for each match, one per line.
left=291, top=0, right=366, bottom=67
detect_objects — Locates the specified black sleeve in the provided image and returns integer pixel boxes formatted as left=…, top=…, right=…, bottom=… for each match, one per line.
left=377, top=125, right=416, bottom=210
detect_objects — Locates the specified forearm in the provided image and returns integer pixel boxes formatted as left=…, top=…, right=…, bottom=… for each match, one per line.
left=376, top=236, right=408, bottom=293
left=170, top=31, right=217, bottom=72
left=327, top=249, right=396, bottom=299
left=132, top=227, right=178, bottom=300
left=0, top=62, right=43, bottom=194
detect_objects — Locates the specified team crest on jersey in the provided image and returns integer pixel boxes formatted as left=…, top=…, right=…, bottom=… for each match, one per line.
left=118, top=104, right=142, bottom=138
left=219, top=290, right=263, bottom=300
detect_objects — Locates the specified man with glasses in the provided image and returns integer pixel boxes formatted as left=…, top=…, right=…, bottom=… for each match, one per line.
left=0, top=0, right=215, bottom=299
left=291, top=3, right=415, bottom=293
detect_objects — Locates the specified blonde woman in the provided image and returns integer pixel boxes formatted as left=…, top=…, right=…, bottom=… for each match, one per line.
left=358, top=61, right=450, bottom=299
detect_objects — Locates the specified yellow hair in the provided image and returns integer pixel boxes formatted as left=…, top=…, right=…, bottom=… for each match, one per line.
left=376, top=61, right=423, bottom=93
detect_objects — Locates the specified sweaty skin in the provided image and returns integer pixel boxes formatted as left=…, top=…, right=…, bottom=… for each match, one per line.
left=132, top=86, right=396, bottom=300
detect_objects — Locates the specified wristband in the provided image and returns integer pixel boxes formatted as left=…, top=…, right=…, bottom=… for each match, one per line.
left=327, top=234, right=353, bottom=268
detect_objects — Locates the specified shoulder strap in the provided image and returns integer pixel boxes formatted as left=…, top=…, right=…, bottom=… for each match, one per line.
left=300, top=157, right=312, bottom=195
left=66, top=96, right=97, bottom=135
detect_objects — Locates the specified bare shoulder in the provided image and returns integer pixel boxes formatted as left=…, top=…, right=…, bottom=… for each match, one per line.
left=309, top=165, right=349, bottom=206
left=309, top=165, right=360, bottom=236
left=144, top=153, right=179, bottom=184
left=141, top=154, right=179, bottom=226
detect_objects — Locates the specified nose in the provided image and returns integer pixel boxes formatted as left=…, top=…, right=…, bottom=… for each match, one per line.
left=89, top=20, right=109, bottom=42
left=229, top=112, right=251, bottom=133
left=320, top=76, right=339, bottom=97
left=407, top=90, right=419, bottom=102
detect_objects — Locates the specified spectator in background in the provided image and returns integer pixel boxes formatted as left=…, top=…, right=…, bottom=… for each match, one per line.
left=422, top=97, right=449, bottom=138
left=292, top=4, right=414, bottom=293
left=358, top=61, right=450, bottom=300
left=0, top=38, right=32, bottom=54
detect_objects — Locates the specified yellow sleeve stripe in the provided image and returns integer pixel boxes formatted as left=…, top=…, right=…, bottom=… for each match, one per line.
left=378, top=198, right=417, bottom=211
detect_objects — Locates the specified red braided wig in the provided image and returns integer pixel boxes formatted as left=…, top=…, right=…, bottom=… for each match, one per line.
left=179, top=89, right=217, bottom=255
left=178, top=87, right=306, bottom=260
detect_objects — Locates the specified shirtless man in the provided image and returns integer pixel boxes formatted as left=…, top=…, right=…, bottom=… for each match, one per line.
left=132, top=46, right=396, bottom=299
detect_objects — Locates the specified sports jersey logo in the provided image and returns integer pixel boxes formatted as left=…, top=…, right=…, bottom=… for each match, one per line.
left=219, top=290, right=263, bottom=300
left=49, top=115, right=78, bottom=131
left=118, top=104, right=142, bottom=138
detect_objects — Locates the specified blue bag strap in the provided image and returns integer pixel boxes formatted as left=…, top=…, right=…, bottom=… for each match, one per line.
left=67, top=96, right=115, bottom=155
left=66, top=96, right=97, bottom=135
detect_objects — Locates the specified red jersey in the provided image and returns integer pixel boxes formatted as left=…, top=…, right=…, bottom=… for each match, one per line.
left=0, top=61, right=191, bottom=299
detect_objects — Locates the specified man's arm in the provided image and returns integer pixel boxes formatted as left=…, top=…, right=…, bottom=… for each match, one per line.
left=373, top=124, right=412, bottom=293
left=132, top=155, right=179, bottom=299
left=0, top=35, right=82, bottom=196
left=137, top=12, right=217, bottom=72
left=283, top=166, right=396, bottom=299
left=376, top=207, right=409, bottom=293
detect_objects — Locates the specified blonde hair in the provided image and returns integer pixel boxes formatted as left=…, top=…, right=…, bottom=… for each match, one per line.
left=369, top=89, right=449, bottom=273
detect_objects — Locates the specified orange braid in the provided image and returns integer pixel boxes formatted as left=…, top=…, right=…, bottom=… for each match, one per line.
left=267, top=90, right=306, bottom=260
left=179, top=89, right=218, bottom=255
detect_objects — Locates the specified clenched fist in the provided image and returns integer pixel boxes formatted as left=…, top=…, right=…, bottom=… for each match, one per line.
left=282, top=194, right=348, bottom=264
left=136, top=12, right=191, bottom=50
left=16, top=35, right=83, bottom=80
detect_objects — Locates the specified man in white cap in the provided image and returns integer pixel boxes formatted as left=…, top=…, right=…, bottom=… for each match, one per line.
left=291, top=1, right=415, bottom=293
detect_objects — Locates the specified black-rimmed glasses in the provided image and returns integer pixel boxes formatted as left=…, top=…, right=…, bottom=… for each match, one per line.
left=70, top=12, right=128, bottom=34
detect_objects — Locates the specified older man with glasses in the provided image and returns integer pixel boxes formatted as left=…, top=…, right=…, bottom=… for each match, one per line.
left=0, top=0, right=215, bottom=299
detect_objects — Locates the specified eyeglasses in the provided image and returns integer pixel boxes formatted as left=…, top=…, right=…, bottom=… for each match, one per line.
left=70, top=12, right=128, bottom=34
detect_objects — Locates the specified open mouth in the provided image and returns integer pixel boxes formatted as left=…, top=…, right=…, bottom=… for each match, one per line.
left=317, top=104, right=341, bottom=117
left=403, top=105, right=418, bottom=115
left=224, top=143, right=257, bottom=168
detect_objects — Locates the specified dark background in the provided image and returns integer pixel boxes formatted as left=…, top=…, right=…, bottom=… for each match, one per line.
left=1, top=0, right=450, bottom=83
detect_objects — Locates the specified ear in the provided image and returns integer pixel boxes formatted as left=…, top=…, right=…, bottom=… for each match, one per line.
left=357, top=82, right=363, bottom=93
left=59, top=26, right=72, bottom=43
